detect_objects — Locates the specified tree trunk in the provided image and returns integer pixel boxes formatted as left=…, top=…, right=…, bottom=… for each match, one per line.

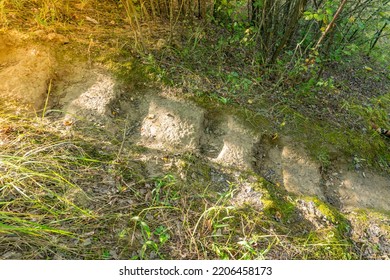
left=269, top=0, right=308, bottom=64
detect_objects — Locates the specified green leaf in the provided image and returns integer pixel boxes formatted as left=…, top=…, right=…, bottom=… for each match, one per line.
left=145, top=240, right=158, bottom=251
left=303, top=11, right=314, bottom=20
left=159, top=233, right=170, bottom=244
left=154, top=225, right=166, bottom=235
left=326, top=8, right=334, bottom=17
left=314, top=13, right=324, bottom=21
left=140, top=221, right=151, bottom=239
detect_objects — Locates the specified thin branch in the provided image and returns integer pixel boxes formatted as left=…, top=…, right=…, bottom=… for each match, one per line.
left=314, top=0, right=348, bottom=50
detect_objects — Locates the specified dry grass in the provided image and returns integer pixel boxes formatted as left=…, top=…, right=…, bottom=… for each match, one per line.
left=0, top=106, right=360, bottom=259
left=0, top=0, right=389, bottom=260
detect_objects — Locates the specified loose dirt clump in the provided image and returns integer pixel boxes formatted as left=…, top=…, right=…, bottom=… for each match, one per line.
left=60, top=70, right=118, bottom=126
left=212, top=115, right=260, bottom=169
left=139, top=95, right=205, bottom=152
left=254, top=136, right=325, bottom=200
left=334, top=169, right=390, bottom=212
left=0, top=33, right=55, bottom=110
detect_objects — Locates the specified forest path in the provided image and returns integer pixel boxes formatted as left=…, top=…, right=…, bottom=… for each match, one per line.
left=1, top=32, right=389, bottom=213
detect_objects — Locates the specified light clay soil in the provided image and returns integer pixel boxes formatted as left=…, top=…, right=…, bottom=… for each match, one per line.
left=1, top=31, right=389, bottom=213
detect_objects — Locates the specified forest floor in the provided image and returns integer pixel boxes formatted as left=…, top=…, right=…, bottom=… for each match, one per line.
left=0, top=1, right=390, bottom=260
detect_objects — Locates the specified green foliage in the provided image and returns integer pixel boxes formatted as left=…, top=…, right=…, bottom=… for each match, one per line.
left=316, top=150, right=331, bottom=169
left=213, top=0, right=238, bottom=24
left=152, top=174, right=179, bottom=206
left=225, top=71, right=254, bottom=95
left=131, top=217, right=170, bottom=259
left=303, top=6, right=333, bottom=25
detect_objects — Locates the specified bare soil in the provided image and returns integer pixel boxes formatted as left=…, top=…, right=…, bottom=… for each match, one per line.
left=0, top=31, right=55, bottom=110
left=1, top=31, right=389, bottom=213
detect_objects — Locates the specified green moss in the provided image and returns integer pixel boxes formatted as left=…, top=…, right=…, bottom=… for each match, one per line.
left=312, top=198, right=351, bottom=236
left=190, top=93, right=226, bottom=111
left=283, top=111, right=389, bottom=172
left=258, top=178, right=296, bottom=223
left=106, top=55, right=151, bottom=87
left=300, top=231, right=355, bottom=259
left=353, top=209, right=390, bottom=231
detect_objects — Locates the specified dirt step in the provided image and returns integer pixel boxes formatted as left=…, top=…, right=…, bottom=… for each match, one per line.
left=253, top=135, right=325, bottom=200
left=3, top=48, right=388, bottom=213
left=0, top=32, right=54, bottom=110
left=62, top=71, right=118, bottom=126
left=139, top=95, right=205, bottom=152
left=202, top=114, right=260, bottom=169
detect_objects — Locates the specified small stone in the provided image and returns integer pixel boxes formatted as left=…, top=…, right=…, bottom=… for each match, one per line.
left=2, top=251, right=16, bottom=259
left=156, top=39, right=167, bottom=50
left=86, top=16, right=99, bottom=24
left=82, top=238, right=92, bottom=246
